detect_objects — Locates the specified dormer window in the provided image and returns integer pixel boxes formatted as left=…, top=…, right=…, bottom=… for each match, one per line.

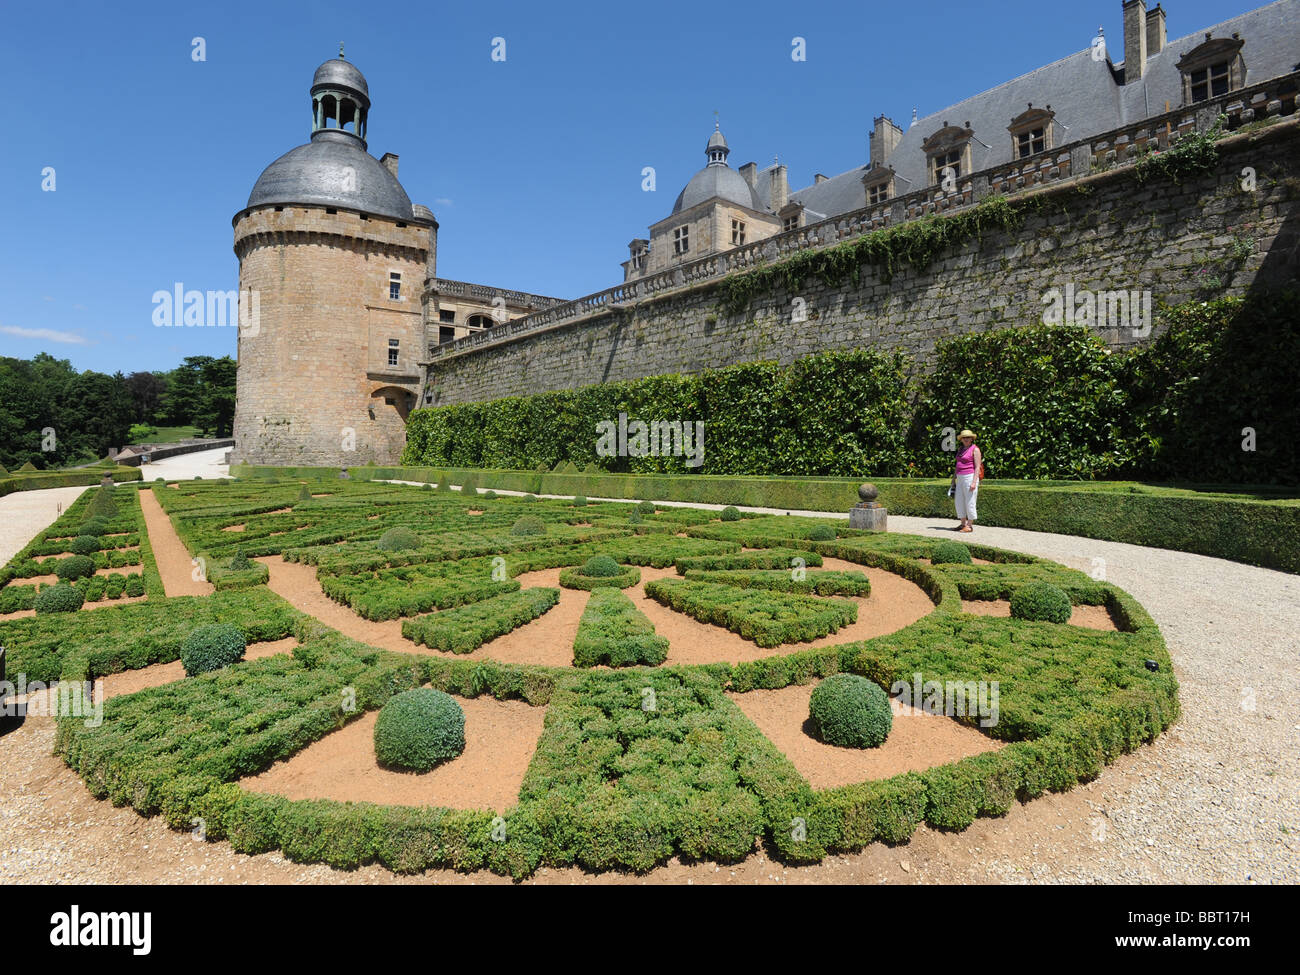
left=783, top=215, right=799, bottom=232
left=931, top=150, right=962, bottom=183
left=922, top=122, right=974, bottom=188
left=1190, top=62, right=1230, bottom=101
left=1009, top=105, right=1055, bottom=160
left=861, top=166, right=895, bottom=206
left=1177, top=34, right=1246, bottom=105
left=673, top=225, right=690, bottom=256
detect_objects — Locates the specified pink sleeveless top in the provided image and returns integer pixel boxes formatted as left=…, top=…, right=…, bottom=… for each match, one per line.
left=955, top=443, right=977, bottom=475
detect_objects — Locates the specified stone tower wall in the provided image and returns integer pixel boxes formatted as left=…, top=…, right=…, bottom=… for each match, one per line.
left=230, top=206, right=431, bottom=466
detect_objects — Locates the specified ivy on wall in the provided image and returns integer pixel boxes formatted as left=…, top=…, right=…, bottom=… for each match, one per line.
left=406, top=293, right=1300, bottom=485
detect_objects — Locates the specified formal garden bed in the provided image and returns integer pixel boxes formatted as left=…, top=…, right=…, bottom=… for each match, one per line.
left=0, top=478, right=1179, bottom=878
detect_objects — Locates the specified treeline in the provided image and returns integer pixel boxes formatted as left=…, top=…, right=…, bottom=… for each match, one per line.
left=404, top=292, right=1300, bottom=486
left=0, top=354, right=235, bottom=470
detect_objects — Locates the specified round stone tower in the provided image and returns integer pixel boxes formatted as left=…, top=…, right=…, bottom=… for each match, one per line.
left=230, top=52, right=437, bottom=468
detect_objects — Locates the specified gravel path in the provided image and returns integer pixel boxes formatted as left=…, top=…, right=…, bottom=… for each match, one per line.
left=137, top=446, right=233, bottom=481
left=2, top=482, right=1296, bottom=884
left=0, top=486, right=88, bottom=566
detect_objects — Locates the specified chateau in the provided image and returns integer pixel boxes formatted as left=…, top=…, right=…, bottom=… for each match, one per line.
left=231, top=1, right=1299, bottom=466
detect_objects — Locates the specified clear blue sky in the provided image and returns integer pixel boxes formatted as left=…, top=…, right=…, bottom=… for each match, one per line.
left=0, top=0, right=1262, bottom=374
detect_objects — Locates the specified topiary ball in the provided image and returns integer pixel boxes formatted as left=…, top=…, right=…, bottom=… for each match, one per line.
left=35, top=584, right=84, bottom=614
left=931, top=540, right=973, bottom=564
left=809, top=674, right=893, bottom=749
left=80, top=517, right=109, bottom=537
left=1010, top=582, right=1073, bottom=624
left=721, top=505, right=741, bottom=521
left=378, top=526, right=420, bottom=551
left=636, top=500, right=656, bottom=515
left=581, top=555, right=622, bottom=578
left=572, top=495, right=588, bottom=507
left=520, top=494, right=539, bottom=503
left=483, top=490, right=498, bottom=500
left=373, top=688, right=466, bottom=771
left=69, top=535, right=100, bottom=556
left=55, top=555, right=96, bottom=581
left=808, top=524, right=837, bottom=541
left=511, top=515, right=546, bottom=536
left=180, top=623, right=247, bottom=676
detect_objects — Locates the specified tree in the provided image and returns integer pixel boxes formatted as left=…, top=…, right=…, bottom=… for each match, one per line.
left=125, top=371, right=167, bottom=424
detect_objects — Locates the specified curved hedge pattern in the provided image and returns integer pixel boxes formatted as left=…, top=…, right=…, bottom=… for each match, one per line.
left=37, top=480, right=1180, bottom=880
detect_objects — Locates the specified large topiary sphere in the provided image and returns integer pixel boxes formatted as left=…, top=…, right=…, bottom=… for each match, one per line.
left=809, top=674, right=893, bottom=749
left=69, top=535, right=100, bottom=556
left=373, top=688, right=466, bottom=771
left=378, top=526, right=420, bottom=551
left=720, top=505, right=741, bottom=521
left=581, top=555, right=622, bottom=578
left=35, top=584, right=84, bottom=614
left=636, top=500, right=656, bottom=515
left=80, top=517, right=110, bottom=537
left=511, top=515, right=546, bottom=536
left=808, top=523, right=837, bottom=541
left=572, top=495, right=588, bottom=507
left=180, top=623, right=247, bottom=676
left=931, top=540, right=973, bottom=564
left=1010, top=582, right=1073, bottom=624
left=55, top=555, right=96, bottom=581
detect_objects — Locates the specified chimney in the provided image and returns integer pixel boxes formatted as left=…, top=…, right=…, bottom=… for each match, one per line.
left=869, top=115, right=904, bottom=168
left=380, top=153, right=399, bottom=178
left=739, top=161, right=758, bottom=189
left=769, top=164, right=789, bottom=209
left=814, top=174, right=829, bottom=184
left=1146, top=3, right=1166, bottom=55
left=1123, top=0, right=1148, bottom=82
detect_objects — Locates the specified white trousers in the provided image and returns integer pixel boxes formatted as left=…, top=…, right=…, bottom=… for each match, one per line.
left=955, top=473, right=978, bottom=521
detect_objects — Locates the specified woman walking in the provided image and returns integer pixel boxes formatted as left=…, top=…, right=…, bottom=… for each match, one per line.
left=951, top=429, right=981, bottom=533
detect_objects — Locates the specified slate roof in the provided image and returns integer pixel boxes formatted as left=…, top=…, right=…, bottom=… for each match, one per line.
left=739, top=0, right=1300, bottom=222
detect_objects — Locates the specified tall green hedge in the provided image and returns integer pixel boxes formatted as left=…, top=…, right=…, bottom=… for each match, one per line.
left=405, top=293, right=1299, bottom=485
left=405, top=348, right=912, bottom=477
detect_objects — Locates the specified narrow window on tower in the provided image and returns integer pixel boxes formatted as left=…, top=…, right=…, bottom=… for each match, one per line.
left=673, top=225, right=690, bottom=256
left=731, top=219, right=746, bottom=246
left=389, top=272, right=401, bottom=300
left=388, top=338, right=399, bottom=367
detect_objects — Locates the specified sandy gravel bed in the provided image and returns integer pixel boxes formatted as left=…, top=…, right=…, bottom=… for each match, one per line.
left=138, top=489, right=212, bottom=597
left=730, top=683, right=1002, bottom=789
left=241, top=696, right=546, bottom=814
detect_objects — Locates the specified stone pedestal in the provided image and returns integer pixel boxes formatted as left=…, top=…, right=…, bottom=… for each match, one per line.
left=848, top=482, right=887, bottom=532
left=849, top=504, right=887, bottom=531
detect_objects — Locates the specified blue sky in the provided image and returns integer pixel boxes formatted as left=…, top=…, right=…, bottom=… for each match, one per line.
left=0, top=0, right=1264, bottom=374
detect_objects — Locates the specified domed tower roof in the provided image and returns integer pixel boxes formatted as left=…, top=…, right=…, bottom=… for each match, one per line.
left=671, top=123, right=762, bottom=215
left=244, top=48, right=416, bottom=221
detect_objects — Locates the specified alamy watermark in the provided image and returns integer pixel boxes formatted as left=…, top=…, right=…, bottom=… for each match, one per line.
left=152, top=283, right=260, bottom=334
left=889, top=672, right=999, bottom=728
left=1041, top=284, right=1152, bottom=338
left=1, top=676, right=103, bottom=727
left=596, top=412, right=704, bottom=468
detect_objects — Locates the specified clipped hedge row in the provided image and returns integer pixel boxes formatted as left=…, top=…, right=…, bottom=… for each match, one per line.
left=401, top=587, right=561, bottom=653
left=645, top=578, right=856, bottom=648
left=0, top=465, right=142, bottom=499
left=683, top=568, right=871, bottom=597
left=289, top=466, right=1300, bottom=575
left=571, top=587, right=669, bottom=667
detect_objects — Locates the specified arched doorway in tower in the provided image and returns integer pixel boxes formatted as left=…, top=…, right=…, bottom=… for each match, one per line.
left=369, top=385, right=416, bottom=463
